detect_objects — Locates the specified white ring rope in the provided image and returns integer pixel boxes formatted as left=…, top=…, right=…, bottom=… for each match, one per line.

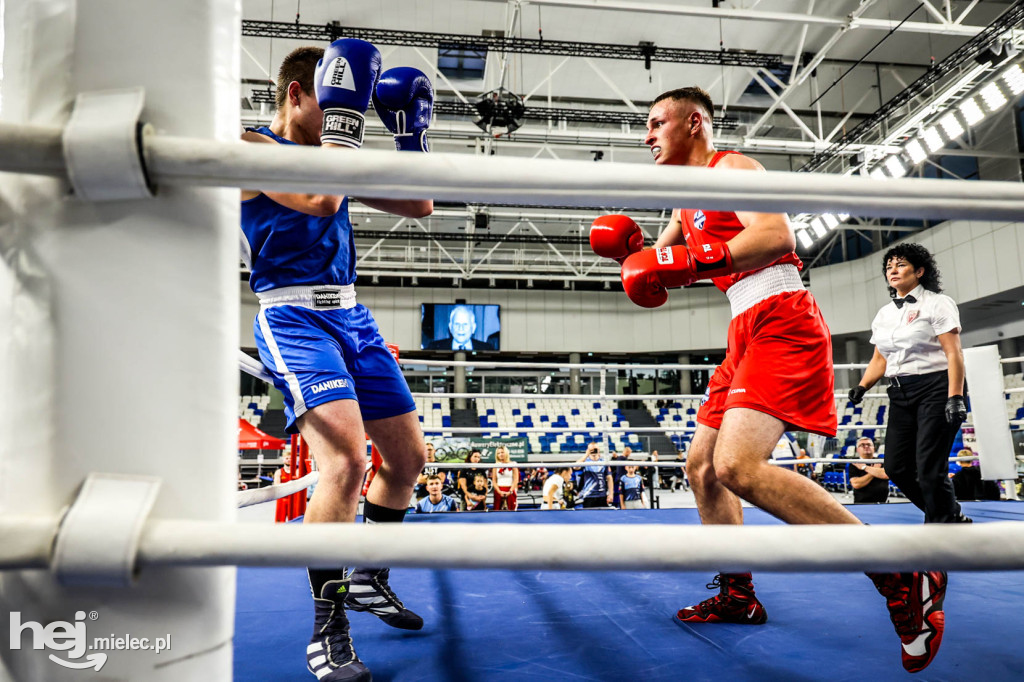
left=5, top=123, right=1024, bottom=220
left=4, top=516, right=1024, bottom=573
left=402, top=455, right=979, bottom=470
left=236, top=472, right=319, bottom=508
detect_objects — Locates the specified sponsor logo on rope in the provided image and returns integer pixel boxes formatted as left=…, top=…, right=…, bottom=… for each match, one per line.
left=9, top=610, right=172, bottom=672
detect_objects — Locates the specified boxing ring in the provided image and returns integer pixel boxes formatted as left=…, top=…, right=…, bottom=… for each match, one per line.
left=1, top=1, right=1023, bottom=679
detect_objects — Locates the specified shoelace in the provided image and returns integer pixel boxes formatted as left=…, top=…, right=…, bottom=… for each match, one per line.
left=315, top=602, right=358, bottom=664
left=369, top=569, right=405, bottom=609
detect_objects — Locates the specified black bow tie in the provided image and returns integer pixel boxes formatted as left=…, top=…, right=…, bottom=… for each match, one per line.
left=894, top=294, right=917, bottom=309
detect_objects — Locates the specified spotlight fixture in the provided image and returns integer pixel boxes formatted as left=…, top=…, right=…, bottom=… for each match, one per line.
left=489, top=278, right=496, bottom=288
left=473, top=87, right=526, bottom=134
left=526, top=279, right=533, bottom=288
left=938, top=112, right=964, bottom=140
left=809, top=218, right=827, bottom=238
left=980, top=82, right=1008, bottom=111
left=959, top=98, right=985, bottom=127
left=796, top=230, right=814, bottom=250
left=869, top=167, right=888, bottom=180
left=452, top=276, right=459, bottom=287
left=921, top=126, right=944, bottom=152
left=1001, top=63, right=1024, bottom=95
left=884, top=155, right=907, bottom=178
left=411, top=276, right=418, bottom=286
left=603, top=280, right=611, bottom=290
left=821, top=213, right=839, bottom=230
left=904, top=139, right=927, bottom=164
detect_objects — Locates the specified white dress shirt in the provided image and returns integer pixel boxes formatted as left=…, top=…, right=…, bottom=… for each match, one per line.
left=869, top=284, right=961, bottom=377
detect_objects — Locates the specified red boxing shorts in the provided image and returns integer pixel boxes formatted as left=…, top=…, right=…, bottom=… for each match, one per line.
left=697, top=288, right=837, bottom=437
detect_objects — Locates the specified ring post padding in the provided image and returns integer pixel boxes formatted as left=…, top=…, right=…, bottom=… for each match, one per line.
left=51, top=473, right=162, bottom=587
left=61, top=89, right=155, bottom=201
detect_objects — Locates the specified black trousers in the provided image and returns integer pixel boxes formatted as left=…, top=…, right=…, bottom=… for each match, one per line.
left=883, top=371, right=963, bottom=523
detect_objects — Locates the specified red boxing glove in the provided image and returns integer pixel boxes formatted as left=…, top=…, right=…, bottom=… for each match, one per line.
left=589, top=214, right=645, bottom=264
left=620, top=242, right=733, bottom=308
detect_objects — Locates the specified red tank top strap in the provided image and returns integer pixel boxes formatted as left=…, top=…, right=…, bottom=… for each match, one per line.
left=708, top=150, right=741, bottom=168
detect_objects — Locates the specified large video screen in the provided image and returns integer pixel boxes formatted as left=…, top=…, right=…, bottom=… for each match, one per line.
left=421, top=304, right=501, bottom=351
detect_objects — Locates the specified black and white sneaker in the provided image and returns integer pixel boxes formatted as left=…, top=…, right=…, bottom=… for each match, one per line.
left=345, top=568, right=424, bottom=630
left=307, top=578, right=371, bottom=682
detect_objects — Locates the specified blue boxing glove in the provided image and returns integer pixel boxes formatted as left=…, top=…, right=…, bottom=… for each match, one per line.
left=314, top=38, right=382, bottom=148
left=373, top=67, right=433, bottom=152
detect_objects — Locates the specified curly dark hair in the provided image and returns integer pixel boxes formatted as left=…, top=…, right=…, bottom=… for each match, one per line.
left=881, top=242, right=942, bottom=296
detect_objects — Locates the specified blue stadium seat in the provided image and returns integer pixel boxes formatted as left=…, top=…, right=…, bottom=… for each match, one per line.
left=527, top=402, right=535, bottom=410
left=442, top=416, right=451, bottom=427
left=571, top=408, right=580, bottom=415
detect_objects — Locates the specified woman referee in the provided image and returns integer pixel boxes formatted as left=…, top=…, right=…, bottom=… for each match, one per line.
left=850, top=243, right=970, bottom=523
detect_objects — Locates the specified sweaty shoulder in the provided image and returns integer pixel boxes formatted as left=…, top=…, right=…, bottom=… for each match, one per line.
left=714, top=152, right=765, bottom=172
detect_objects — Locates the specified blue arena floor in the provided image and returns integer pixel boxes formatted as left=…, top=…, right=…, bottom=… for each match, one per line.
left=235, top=502, right=1024, bottom=681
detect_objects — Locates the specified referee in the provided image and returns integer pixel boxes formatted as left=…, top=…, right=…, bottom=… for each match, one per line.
left=849, top=243, right=970, bottom=523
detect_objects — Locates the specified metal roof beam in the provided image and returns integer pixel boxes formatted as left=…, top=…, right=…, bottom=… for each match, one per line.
left=496, top=0, right=988, bottom=37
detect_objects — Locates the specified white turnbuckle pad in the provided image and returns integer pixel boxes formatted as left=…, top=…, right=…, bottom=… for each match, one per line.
left=61, top=88, right=155, bottom=201
left=51, top=473, right=162, bottom=587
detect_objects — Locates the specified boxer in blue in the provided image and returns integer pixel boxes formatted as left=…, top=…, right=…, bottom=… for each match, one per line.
left=241, top=40, right=434, bottom=682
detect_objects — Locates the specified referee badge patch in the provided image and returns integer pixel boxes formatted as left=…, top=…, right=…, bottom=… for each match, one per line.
left=906, top=310, right=920, bottom=324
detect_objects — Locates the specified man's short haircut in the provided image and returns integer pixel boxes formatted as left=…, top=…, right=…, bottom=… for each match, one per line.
left=651, top=86, right=715, bottom=121
left=426, top=474, right=444, bottom=483
left=276, top=46, right=324, bottom=109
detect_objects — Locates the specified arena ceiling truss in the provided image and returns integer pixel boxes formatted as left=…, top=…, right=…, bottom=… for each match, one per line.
left=239, top=0, right=1023, bottom=287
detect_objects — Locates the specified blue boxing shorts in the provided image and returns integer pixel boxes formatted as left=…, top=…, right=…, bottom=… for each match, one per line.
left=253, top=285, right=415, bottom=433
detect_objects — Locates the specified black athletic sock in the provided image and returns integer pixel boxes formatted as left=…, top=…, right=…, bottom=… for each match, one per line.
left=362, top=500, right=407, bottom=524
left=308, top=567, right=349, bottom=599
left=355, top=501, right=407, bottom=575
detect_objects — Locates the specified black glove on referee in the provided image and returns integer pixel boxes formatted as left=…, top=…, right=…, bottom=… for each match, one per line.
left=945, top=395, right=967, bottom=424
left=848, top=385, right=867, bottom=405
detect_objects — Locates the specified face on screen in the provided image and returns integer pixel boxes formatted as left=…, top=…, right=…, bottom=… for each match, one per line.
left=449, top=306, right=476, bottom=345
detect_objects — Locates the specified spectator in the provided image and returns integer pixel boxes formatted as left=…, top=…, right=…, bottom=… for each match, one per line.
left=542, top=467, right=571, bottom=510
left=848, top=437, right=889, bottom=504
left=415, top=474, right=460, bottom=513
left=576, top=442, right=613, bottom=508
left=618, top=465, right=647, bottom=509
left=622, top=446, right=634, bottom=459
left=671, top=451, right=688, bottom=491
left=464, top=472, right=489, bottom=511
left=850, top=243, right=970, bottom=523
left=491, top=445, right=519, bottom=511
left=610, top=446, right=629, bottom=507
left=414, top=444, right=442, bottom=500
left=951, top=453, right=1001, bottom=501
left=646, top=450, right=666, bottom=489
left=458, top=449, right=487, bottom=508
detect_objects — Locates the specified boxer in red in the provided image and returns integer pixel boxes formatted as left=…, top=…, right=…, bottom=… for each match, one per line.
left=589, top=86, right=946, bottom=674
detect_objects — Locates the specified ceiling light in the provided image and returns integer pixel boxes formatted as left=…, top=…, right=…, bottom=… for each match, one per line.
left=959, top=98, right=985, bottom=127
left=869, top=167, right=888, bottom=180
left=526, top=279, right=533, bottom=288
left=411, top=276, right=418, bottom=286
left=904, top=139, right=927, bottom=164
left=821, top=213, right=839, bottom=230
left=922, top=126, right=944, bottom=152
left=938, top=112, right=964, bottom=140
left=488, top=278, right=496, bottom=288
left=796, top=229, right=814, bottom=250
left=837, top=213, right=850, bottom=221
left=603, top=280, right=611, bottom=290
left=1001, top=63, right=1024, bottom=95
left=980, top=81, right=1008, bottom=111
left=809, top=218, right=827, bottom=238
left=564, top=279, right=571, bottom=289
left=884, top=156, right=907, bottom=178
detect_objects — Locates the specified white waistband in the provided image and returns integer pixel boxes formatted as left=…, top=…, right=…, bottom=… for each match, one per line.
left=725, top=264, right=805, bottom=318
left=257, top=284, right=357, bottom=310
